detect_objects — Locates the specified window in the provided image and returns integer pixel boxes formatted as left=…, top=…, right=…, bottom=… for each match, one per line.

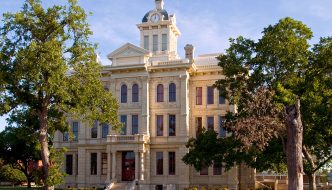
left=72, top=122, right=79, bottom=141
left=157, top=84, right=164, bottom=102
left=153, top=35, right=158, bottom=52
left=120, top=115, right=127, bottom=135
left=132, top=84, right=139, bottom=102
left=102, top=123, right=109, bottom=138
left=207, top=86, right=214, bottom=104
left=169, top=152, right=175, bottom=175
left=219, top=90, right=226, bottom=104
left=213, top=161, right=222, bottom=175
left=219, top=116, right=226, bottom=137
left=207, top=117, right=214, bottom=131
left=162, top=34, right=167, bottom=51
left=63, top=132, right=69, bottom=141
left=156, top=152, right=163, bottom=175
left=168, top=115, right=176, bottom=136
left=155, top=185, right=163, bottom=190
left=101, top=153, right=107, bottom=175
left=156, top=115, right=163, bottom=136
left=91, top=120, right=98, bottom=138
left=169, top=83, right=176, bottom=102
left=196, top=87, right=202, bottom=105
left=132, top=115, right=139, bottom=135
left=144, top=35, right=149, bottom=50
left=200, top=164, right=208, bottom=175
left=196, top=117, right=202, bottom=137
left=76, top=154, right=78, bottom=175
left=90, top=153, right=97, bottom=175
left=66, top=154, right=73, bottom=175
left=121, top=84, right=127, bottom=103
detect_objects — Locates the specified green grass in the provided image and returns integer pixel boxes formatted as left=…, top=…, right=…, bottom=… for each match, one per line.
left=0, top=187, right=41, bottom=190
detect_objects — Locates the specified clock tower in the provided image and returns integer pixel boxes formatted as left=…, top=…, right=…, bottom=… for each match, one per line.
left=137, top=0, right=181, bottom=61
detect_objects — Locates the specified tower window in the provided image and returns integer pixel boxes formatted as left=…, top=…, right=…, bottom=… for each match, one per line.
left=102, top=123, right=109, bottom=138
left=90, top=153, right=97, bottom=175
left=168, top=115, right=176, bottom=136
left=196, top=87, right=202, bottom=105
left=156, top=115, right=164, bottom=136
left=207, top=86, right=214, bottom=104
left=120, top=115, right=127, bottom=135
left=162, top=34, right=167, bottom=51
left=144, top=35, right=149, bottom=50
left=66, top=154, right=73, bottom=175
left=72, top=122, right=79, bottom=141
left=132, top=115, right=139, bottom=135
left=156, top=152, right=163, bottom=175
left=153, top=35, right=158, bottom=52
left=91, top=120, right=98, bottom=138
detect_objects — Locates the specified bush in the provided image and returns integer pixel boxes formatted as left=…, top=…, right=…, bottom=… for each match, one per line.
left=0, top=165, right=27, bottom=185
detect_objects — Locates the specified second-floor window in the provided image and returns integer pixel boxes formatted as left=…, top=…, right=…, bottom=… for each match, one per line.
left=219, top=90, right=226, bottom=104
left=169, top=115, right=176, bottom=136
left=91, top=121, right=98, bottom=138
left=132, top=84, right=139, bottom=102
left=157, top=84, right=164, bottom=102
left=120, top=115, right=127, bottom=135
left=169, top=83, right=176, bottom=102
left=156, top=115, right=163, bottom=136
left=72, top=122, right=79, bottom=141
left=196, top=87, right=202, bottom=105
left=102, top=123, right=109, bottom=138
left=132, top=115, right=139, bottom=135
left=121, top=84, right=127, bottom=103
left=207, top=86, right=214, bottom=104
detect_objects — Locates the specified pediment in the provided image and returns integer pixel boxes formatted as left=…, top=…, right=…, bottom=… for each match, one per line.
left=107, top=43, right=149, bottom=60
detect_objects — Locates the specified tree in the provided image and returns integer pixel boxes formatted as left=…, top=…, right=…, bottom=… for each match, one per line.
left=0, top=0, right=120, bottom=189
left=0, top=123, right=40, bottom=188
left=183, top=18, right=332, bottom=190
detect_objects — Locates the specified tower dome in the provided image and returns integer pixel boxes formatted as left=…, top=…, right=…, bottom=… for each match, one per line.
left=142, top=0, right=169, bottom=23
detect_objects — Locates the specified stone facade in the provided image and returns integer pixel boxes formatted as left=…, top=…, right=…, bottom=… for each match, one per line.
left=53, top=1, right=255, bottom=189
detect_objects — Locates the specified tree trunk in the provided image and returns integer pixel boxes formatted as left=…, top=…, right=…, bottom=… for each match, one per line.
left=307, top=173, right=316, bottom=190
left=285, top=100, right=303, bottom=190
left=38, top=111, right=53, bottom=190
left=27, top=177, right=32, bottom=188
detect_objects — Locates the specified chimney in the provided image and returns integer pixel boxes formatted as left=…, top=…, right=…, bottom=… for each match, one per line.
left=184, top=44, right=195, bottom=62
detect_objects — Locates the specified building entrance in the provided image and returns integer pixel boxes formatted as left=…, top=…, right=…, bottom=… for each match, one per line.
left=122, top=151, right=135, bottom=181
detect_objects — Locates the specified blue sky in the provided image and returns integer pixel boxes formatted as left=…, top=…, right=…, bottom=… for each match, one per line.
left=0, top=0, right=331, bottom=131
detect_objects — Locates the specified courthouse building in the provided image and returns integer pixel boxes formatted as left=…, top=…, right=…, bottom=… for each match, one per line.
left=54, top=0, right=255, bottom=189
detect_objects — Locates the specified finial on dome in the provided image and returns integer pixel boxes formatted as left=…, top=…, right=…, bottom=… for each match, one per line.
left=155, top=0, right=164, bottom=10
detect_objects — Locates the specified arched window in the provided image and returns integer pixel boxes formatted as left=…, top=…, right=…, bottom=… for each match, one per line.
left=157, top=84, right=164, bottom=102
left=121, top=84, right=127, bottom=103
left=169, top=83, right=176, bottom=102
left=132, top=84, right=139, bottom=102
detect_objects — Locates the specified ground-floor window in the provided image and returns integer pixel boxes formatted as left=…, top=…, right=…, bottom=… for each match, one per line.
left=155, top=185, right=163, bottom=190
left=66, top=154, right=73, bottom=175
left=168, top=152, right=175, bottom=175
left=91, top=153, right=97, bottom=175
left=200, top=163, right=208, bottom=175
left=213, top=161, right=222, bottom=175
left=156, top=152, right=163, bottom=175
left=101, top=153, right=107, bottom=175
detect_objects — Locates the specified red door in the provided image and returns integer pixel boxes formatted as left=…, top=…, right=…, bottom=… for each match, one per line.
left=122, top=152, right=135, bottom=181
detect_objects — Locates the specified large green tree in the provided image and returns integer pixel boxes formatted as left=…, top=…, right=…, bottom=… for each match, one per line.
left=183, top=17, right=332, bottom=190
left=0, top=0, right=119, bottom=189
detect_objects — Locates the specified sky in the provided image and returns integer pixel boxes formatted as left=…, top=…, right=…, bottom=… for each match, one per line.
left=0, top=0, right=331, bottom=132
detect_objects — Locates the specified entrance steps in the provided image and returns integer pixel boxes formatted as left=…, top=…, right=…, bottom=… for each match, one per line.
left=111, top=182, right=134, bottom=190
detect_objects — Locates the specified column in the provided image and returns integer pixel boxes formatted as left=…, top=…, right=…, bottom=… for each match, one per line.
left=140, top=152, right=145, bottom=181
left=106, top=151, right=111, bottom=183
left=135, top=151, right=139, bottom=181
left=140, top=76, right=149, bottom=135
left=111, top=151, right=116, bottom=182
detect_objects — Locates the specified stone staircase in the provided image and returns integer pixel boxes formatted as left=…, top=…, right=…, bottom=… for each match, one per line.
left=111, top=182, right=134, bottom=190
